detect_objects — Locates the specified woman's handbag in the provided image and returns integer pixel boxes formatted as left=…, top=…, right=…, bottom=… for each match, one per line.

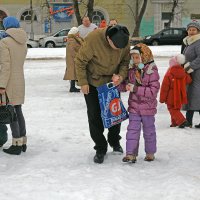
left=97, top=82, right=129, bottom=128
left=0, top=93, right=16, bottom=124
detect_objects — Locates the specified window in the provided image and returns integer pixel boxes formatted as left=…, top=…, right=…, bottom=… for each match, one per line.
left=162, top=12, right=173, bottom=21
left=191, top=14, right=200, bottom=19
left=48, top=0, right=73, bottom=2
left=162, top=30, right=172, bottom=35
left=55, top=29, right=69, bottom=37
left=20, top=10, right=37, bottom=22
left=174, top=29, right=182, bottom=35
left=92, top=10, right=105, bottom=27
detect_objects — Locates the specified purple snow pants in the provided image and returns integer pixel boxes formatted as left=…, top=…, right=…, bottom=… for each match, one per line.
left=126, top=113, right=157, bottom=155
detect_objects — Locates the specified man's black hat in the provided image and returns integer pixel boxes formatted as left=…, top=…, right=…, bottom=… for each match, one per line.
left=106, top=25, right=130, bottom=48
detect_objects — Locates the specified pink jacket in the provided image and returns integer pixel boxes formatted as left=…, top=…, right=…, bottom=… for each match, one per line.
left=118, top=62, right=160, bottom=115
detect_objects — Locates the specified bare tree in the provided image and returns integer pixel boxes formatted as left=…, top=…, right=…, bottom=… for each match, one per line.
left=73, top=0, right=94, bottom=26
left=132, top=0, right=148, bottom=37
left=87, top=0, right=94, bottom=22
left=166, top=0, right=179, bottom=28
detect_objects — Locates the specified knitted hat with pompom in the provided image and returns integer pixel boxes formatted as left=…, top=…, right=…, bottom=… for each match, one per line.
left=186, top=20, right=200, bottom=31
left=169, top=54, right=185, bottom=67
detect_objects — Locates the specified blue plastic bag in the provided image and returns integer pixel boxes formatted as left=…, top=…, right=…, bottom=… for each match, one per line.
left=97, top=82, right=129, bottom=128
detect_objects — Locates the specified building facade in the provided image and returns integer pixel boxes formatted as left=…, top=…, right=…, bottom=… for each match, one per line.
left=0, top=0, right=200, bottom=39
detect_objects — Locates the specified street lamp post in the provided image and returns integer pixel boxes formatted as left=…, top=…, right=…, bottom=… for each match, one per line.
left=30, top=0, right=34, bottom=40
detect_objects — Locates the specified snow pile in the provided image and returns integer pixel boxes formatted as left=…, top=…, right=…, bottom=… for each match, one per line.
left=26, top=46, right=182, bottom=60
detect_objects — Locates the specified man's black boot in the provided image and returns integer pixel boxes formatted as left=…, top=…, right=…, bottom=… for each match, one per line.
left=113, top=145, right=123, bottom=153
left=93, top=153, right=105, bottom=164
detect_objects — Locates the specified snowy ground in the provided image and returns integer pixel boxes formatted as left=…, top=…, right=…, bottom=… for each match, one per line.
left=0, top=47, right=200, bottom=200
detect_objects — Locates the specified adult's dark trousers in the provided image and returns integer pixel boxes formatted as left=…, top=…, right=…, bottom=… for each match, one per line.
left=84, top=85, right=121, bottom=154
left=186, top=110, right=200, bottom=126
left=10, top=105, right=26, bottom=138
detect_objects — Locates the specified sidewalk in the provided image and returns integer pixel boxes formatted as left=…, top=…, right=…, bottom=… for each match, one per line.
left=26, top=45, right=182, bottom=60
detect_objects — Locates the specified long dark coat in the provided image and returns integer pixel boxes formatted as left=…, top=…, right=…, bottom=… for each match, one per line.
left=182, top=34, right=200, bottom=110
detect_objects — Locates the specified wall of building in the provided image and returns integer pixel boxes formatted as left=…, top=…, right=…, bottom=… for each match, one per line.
left=1, top=0, right=200, bottom=39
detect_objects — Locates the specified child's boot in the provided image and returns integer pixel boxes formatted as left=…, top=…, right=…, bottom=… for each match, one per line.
left=178, top=120, right=190, bottom=128
left=3, top=137, right=23, bottom=155
left=122, top=154, right=137, bottom=163
left=144, top=153, right=155, bottom=162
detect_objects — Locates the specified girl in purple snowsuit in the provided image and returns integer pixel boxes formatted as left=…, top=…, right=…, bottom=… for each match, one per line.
left=118, top=43, right=160, bottom=163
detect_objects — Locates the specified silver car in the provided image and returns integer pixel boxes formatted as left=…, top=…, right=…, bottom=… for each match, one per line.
left=39, top=29, right=70, bottom=48
left=27, top=39, right=39, bottom=48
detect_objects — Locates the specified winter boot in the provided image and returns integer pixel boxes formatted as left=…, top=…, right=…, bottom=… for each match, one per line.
left=3, top=137, right=23, bottom=155
left=22, top=136, right=27, bottom=152
left=195, top=123, right=200, bottom=128
left=144, top=154, right=155, bottom=162
left=69, top=80, right=80, bottom=92
left=113, top=145, right=123, bottom=154
left=122, top=155, right=137, bottom=163
left=178, top=121, right=190, bottom=128
left=93, top=153, right=105, bottom=164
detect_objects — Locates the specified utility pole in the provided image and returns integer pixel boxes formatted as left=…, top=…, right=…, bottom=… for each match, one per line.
left=45, top=0, right=51, bottom=34
left=30, top=0, right=34, bottom=40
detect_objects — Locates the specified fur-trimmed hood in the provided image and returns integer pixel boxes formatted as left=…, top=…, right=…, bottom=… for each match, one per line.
left=183, top=34, right=200, bottom=46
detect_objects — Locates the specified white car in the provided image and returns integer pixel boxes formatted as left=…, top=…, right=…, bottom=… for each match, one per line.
left=39, top=29, right=70, bottom=48
left=27, top=39, right=39, bottom=48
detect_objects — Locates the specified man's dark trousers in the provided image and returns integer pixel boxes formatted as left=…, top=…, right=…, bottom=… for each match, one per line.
left=84, top=85, right=121, bottom=154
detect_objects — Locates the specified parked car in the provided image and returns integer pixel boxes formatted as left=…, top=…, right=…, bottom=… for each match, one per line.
left=1, top=30, right=38, bottom=48
left=39, top=29, right=70, bottom=48
left=27, top=39, right=39, bottom=48
left=143, top=28, right=188, bottom=46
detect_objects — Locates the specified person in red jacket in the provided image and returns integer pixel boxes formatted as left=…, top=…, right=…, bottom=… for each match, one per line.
left=160, top=54, right=192, bottom=128
left=99, top=19, right=107, bottom=28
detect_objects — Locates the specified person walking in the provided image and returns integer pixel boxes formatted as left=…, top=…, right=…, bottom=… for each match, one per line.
left=0, top=16, right=27, bottom=155
left=75, top=25, right=130, bottom=164
left=182, top=20, right=200, bottom=128
left=63, top=27, right=84, bottom=92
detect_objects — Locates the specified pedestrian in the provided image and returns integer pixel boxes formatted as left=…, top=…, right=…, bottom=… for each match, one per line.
left=182, top=20, right=200, bottom=128
left=108, top=19, right=118, bottom=27
left=118, top=43, right=160, bottom=163
left=0, top=16, right=27, bottom=155
left=63, top=27, right=84, bottom=92
left=99, top=19, right=107, bottom=28
left=160, top=54, right=192, bottom=128
left=75, top=25, right=130, bottom=164
left=78, top=16, right=97, bottom=38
